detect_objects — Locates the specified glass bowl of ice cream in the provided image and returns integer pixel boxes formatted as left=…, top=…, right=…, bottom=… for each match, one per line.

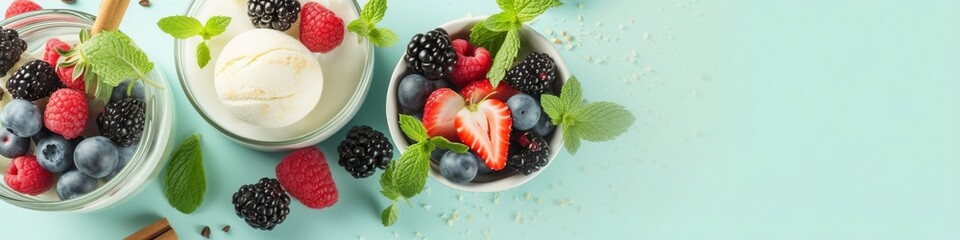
left=175, top=0, right=374, bottom=151
left=0, top=9, right=175, bottom=211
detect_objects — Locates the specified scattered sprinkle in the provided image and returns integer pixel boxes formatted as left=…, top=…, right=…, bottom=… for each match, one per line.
left=493, top=192, right=501, bottom=204
left=551, top=37, right=562, bottom=44
left=577, top=14, right=583, bottom=22
left=200, top=226, right=210, bottom=239
left=545, top=28, right=554, bottom=35
left=556, top=198, right=575, bottom=207
left=221, top=225, right=230, bottom=233
left=514, top=211, right=524, bottom=223
left=422, top=204, right=432, bottom=210
left=577, top=2, right=586, bottom=9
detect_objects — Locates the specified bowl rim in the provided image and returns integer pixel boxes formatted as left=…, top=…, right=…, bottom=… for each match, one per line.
left=173, top=0, right=375, bottom=151
left=385, top=16, right=570, bottom=192
left=0, top=9, right=176, bottom=211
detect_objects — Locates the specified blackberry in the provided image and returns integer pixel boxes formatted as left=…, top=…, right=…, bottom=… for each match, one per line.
left=404, top=28, right=457, bottom=80
left=232, top=178, right=291, bottom=231
left=6, top=60, right=61, bottom=100
left=503, top=52, right=557, bottom=95
left=247, top=0, right=301, bottom=31
left=337, top=126, right=394, bottom=178
left=97, top=98, right=145, bottom=147
left=507, top=131, right=551, bottom=175
left=0, top=27, right=27, bottom=77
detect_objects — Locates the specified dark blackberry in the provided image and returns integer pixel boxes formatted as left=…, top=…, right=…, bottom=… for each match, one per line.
left=97, top=98, right=145, bottom=147
left=337, top=125, right=394, bottom=178
left=404, top=28, right=457, bottom=80
left=6, top=60, right=61, bottom=100
left=507, top=131, right=551, bottom=175
left=232, top=178, right=291, bottom=231
left=0, top=27, right=27, bottom=77
left=503, top=52, right=557, bottom=95
left=247, top=0, right=301, bottom=31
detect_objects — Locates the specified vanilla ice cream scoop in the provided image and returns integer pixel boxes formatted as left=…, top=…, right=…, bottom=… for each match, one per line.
left=215, top=29, right=324, bottom=128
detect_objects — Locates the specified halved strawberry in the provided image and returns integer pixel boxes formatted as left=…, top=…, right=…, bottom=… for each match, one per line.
left=422, top=88, right=464, bottom=141
left=460, top=80, right=520, bottom=103
left=455, top=99, right=512, bottom=171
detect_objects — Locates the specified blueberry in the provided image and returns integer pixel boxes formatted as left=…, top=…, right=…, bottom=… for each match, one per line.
left=397, top=74, right=433, bottom=111
left=56, top=170, right=99, bottom=200
left=74, top=136, right=119, bottom=178
left=103, top=145, right=136, bottom=181
left=31, top=126, right=52, bottom=145
left=36, top=134, right=75, bottom=173
left=471, top=151, right=492, bottom=174
left=506, top=94, right=541, bottom=131
left=0, top=99, right=42, bottom=137
left=430, top=149, right=448, bottom=164
left=439, top=151, right=479, bottom=184
left=110, top=79, right=145, bottom=104
left=0, top=128, right=30, bottom=158
left=531, top=111, right=556, bottom=137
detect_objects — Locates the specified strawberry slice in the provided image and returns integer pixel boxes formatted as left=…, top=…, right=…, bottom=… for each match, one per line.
left=455, top=99, right=512, bottom=171
left=460, top=80, right=520, bottom=103
left=422, top=88, right=464, bottom=141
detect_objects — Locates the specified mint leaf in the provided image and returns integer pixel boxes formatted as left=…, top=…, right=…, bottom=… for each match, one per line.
left=380, top=160, right=400, bottom=200
left=560, top=75, right=583, bottom=112
left=82, top=31, right=155, bottom=89
left=157, top=16, right=202, bottom=39
left=382, top=202, right=399, bottom=226
left=196, top=41, right=211, bottom=68
left=487, top=29, right=521, bottom=87
left=361, top=0, right=387, bottom=23
left=348, top=18, right=372, bottom=36
left=430, top=136, right=469, bottom=154
left=203, top=16, right=231, bottom=38
left=349, top=0, right=397, bottom=47
left=369, top=28, right=399, bottom=47
left=562, top=128, right=582, bottom=154
left=163, top=134, right=206, bottom=214
left=571, top=102, right=636, bottom=142
left=394, top=142, right=431, bottom=199
left=514, top=0, right=563, bottom=22
left=540, top=94, right=564, bottom=125
left=484, top=12, right=520, bottom=32
left=470, top=22, right=507, bottom=55
left=497, top=0, right=515, bottom=12
left=399, top=114, right=429, bottom=142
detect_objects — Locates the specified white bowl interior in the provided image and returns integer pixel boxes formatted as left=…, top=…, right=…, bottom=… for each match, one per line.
left=385, top=16, right=570, bottom=192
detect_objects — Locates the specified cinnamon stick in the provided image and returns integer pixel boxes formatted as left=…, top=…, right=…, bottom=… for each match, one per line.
left=124, top=218, right=172, bottom=240
left=91, top=0, right=131, bottom=35
left=154, top=228, right=178, bottom=240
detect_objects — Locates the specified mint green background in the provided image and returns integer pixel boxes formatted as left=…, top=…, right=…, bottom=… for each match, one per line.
left=2, top=0, right=959, bottom=239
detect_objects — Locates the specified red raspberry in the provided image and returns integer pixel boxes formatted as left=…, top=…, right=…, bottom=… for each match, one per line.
left=449, top=39, right=492, bottom=88
left=43, top=38, right=69, bottom=66
left=299, top=2, right=344, bottom=53
left=276, top=147, right=338, bottom=209
left=44, top=88, right=88, bottom=139
left=4, top=155, right=54, bottom=195
left=57, top=67, right=85, bottom=91
left=4, top=0, right=41, bottom=19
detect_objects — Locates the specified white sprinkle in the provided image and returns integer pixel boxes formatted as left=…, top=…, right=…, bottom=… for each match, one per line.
left=564, top=44, right=574, bottom=50
left=537, top=197, right=544, bottom=205
left=577, top=14, right=583, bottom=22
left=545, top=28, right=554, bottom=35
left=595, top=22, right=603, bottom=27
left=514, top=211, right=524, bottom=223
left=483, top=228, right=494, bottom=240
left=422, top=204, right=432, bottom=210
left=693, top=12, right=705, bottom=18
left=557, top=198, right=575, bottom=207
left=551, top=37, right=562, bottom=44
left=415, top=232, right=423, bottom=238
left=577, top=2, right=586, bottom=9
left=559, top=30, right=567, bottom=36
left=643, top=32, right=651, bottom=40
left=524, top=192, right=533, bottom=201
left=393, top=231, right=399, bottom=239
left=359, top=235, right=365, bottom=240
left=619, top=24, right=625, bottom=30
left=493, top=192, right=501, bottom=204
left=458, top=194, right=464, bottom=202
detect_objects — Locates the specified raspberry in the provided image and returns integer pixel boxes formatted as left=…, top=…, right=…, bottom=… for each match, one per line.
left=57, top=67, right=85, bottom=91
left=44, top=88, right=88, bottom=139
left=4, top=155, right=54, bottom=195
left=43, top=38, right=68, bottom=66
left=449, top=39, right=492, bottom=88
left=5, top=0, right=41, bottom=19
left=299, top=2, right=344, bottom=53
left=275, top=147, right=338, bottom=209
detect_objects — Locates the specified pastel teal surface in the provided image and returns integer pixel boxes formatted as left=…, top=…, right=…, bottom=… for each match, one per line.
left=1, top=0, right=959, bottom=239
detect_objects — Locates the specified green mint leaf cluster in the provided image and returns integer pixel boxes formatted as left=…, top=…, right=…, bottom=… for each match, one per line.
left=470, top=0, right=563, bottom=87
left=379, top=114, right=469, bottom=226
left=541, top=76, right=636, bottom=154
left=348, top=0, right=398, bottom=47
left=80, top=30, right=159, bottom=102
left=163, top=134, right=206, bottom=214
left=157, top=15, right=232, bottom=68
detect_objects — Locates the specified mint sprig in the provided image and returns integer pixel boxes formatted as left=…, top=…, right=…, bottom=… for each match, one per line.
left=380, top=114, right=468, bottom=226
left=59, top=29, right=160, bottom=102
left=157, top=15, right=231, bottom=68
left=163, top=134, right=206, bottom=214
left=470, top=0, right=562, bottom=87
left=541, top=76, right=636, bottom=154
left=348, top=0, right=398, bottom=47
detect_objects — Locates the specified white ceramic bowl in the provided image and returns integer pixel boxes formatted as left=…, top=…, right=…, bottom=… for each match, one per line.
left=385, top=16, right=569, bottom=192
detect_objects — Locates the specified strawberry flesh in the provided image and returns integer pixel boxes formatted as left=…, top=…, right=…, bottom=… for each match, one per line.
left=422, top=88, right=464, bottom=141
left=455, top=99, right=512, bottom=170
